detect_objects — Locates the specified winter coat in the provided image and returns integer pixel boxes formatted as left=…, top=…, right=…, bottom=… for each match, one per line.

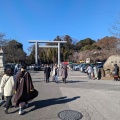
left=86, top=66, right=93, bottom=73
left=61, top=67, right=68, bottom=79
left=44, top=66, right=51, bottom=78
left=93, top=66, right=98, bottom=78
left=0, top=74, right=15, bottom=96
left=14, top=71, right=34, bottom=106
left=114, top=65, right=119, bottom=76
left=52, top=67, right=58, bottom=76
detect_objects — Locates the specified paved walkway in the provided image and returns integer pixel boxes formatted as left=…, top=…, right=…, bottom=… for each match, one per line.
left=0, top=70, right=120, bottom=120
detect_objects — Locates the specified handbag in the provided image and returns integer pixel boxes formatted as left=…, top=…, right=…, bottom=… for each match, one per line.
left=29, top=89, right=38, bottom=100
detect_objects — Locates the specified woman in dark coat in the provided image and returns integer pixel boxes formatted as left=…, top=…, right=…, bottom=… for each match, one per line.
left=14, top=65, right=34, bottom=115
left=61, top=66, right=68, bottom=84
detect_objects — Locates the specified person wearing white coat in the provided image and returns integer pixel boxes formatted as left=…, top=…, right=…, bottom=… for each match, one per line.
left=85, top=64, right=93, bottom=79
left=0, top=66, right=15, bottom=114
left=52, top=64, right=58, bottom=83
left=93, top=65, right=98, bottom=80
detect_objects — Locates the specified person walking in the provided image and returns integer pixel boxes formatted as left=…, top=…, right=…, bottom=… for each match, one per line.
left=0, top=66, right=15, bottom=114
left=113, top=64, right=119, bottom=81
left=14, top=64, right=35, bottom=115
left=93, top=64, right=98, bottom=80
left=44, top=64, right=47, bottom=81
left=52, top=64, right=59, bottom=83
left=61, top=66, right=68, bottom=84
left=51, top=64, right=54, bottom=71
left=14, top=64, right=19, bottom=75
left=85, top=64, right=93, bottom=79
left=44, top=64, right=51, bottom=83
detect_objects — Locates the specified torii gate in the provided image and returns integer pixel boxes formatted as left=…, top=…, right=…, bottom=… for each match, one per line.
left=29, top=40, right=66, bottom=68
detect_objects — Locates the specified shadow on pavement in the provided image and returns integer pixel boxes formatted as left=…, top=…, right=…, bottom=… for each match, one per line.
left=67, top=80, right=88, bottom=83
left=32, top=78, right=43, bottom=79
left=56, top=80, right=88, bottom=83
left=25, top=96, right=80, bottom=113
left=32, top=80, right=43, bottom=82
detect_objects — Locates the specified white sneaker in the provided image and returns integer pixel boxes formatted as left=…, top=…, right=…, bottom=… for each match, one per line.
left=19, top=110, right=25, bottom=115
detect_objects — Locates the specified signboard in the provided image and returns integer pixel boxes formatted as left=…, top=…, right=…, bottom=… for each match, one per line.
left=86, top=58, right=90, bottom=63
left=79, top=60, right=84, bottom=63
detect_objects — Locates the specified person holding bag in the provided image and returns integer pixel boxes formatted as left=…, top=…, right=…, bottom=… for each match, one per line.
left=14, top=64, right=38, bottom=115
left=0, top=65, right=15, bottom=114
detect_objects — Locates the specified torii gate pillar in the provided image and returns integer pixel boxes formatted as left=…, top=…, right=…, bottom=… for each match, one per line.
left=58, top=42, right=60, bottom=67
left=35, top=42, right=38, bottom=64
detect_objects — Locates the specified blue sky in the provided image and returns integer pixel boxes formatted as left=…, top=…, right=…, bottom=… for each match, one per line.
left=0, top=0, right=120, bottom=54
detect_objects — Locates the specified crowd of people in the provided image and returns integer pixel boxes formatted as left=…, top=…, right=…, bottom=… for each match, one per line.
left=0, top=62, right=119, bottom=115
left=0, top=63, right=68, bottom=115
left=84, top=63, right=120, bottom=81
left=0, top=64, right=38, bottom=115
left=85, top=64, right=101, bottom=80
left=44, top=64, right=68, bottom=84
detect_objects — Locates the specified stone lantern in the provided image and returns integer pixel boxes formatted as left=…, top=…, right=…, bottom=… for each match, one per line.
left=0, top=48, right=5, bottom=76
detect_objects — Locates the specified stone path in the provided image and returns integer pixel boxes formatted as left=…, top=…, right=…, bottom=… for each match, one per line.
left=0, top=70, right=120, bottom=120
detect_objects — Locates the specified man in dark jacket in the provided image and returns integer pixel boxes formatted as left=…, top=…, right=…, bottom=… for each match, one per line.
left=44, top=64, right=51, bottom=83
left=113, top=64, right=119, bottom=81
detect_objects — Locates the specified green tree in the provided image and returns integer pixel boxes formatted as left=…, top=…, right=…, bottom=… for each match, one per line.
left=60, top=35, right=75, bottom=61
left=76, top=38, right=96, bottom=51
left=81, top=44, right=101, bottom=51
left=4, top=40, right=26, bottom=63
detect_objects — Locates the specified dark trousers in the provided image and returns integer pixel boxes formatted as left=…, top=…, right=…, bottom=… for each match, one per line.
left=62, top=78, right=66, bottom=83
left=46, top=77, right=49, bottom=83
left=44, top=73, right=46, bottom=81
left=5, top=96, right=12, bottom=109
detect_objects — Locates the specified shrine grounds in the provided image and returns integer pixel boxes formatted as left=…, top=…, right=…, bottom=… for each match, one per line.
left=0, top=69, right=120, bottom=120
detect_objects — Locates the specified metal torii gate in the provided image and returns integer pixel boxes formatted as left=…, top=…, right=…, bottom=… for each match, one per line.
left=29, top=40, right=66, bottom=68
